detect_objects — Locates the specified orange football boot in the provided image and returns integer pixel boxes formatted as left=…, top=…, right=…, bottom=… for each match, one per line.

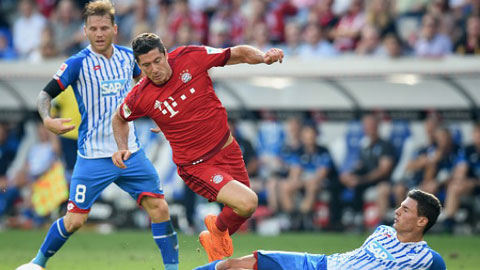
left=199, top=230, right=225, bottom=262
left=203, top=214, right=233, bottom=257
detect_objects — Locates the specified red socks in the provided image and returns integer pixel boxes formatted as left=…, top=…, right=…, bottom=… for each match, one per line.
left=215, top=206, right=249, bottom=235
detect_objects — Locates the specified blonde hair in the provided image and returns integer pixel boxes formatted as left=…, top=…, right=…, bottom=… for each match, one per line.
left=83, top=0, right=115, bottom=25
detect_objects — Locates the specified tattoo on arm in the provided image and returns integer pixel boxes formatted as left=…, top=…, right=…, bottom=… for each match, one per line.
left=37, top=91, right=53, bottom=121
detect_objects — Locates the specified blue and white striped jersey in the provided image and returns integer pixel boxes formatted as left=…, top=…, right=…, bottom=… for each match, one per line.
left=327, top=226, right=446, bottom=270
left=53, top=45, right=141, bottom=158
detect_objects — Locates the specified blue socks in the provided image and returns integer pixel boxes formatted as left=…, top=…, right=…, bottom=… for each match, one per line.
left=193, top=260, right=221, bottom=270
left=33, top=217, right=71, bottom=267
left=152, top=221, right=179, bottom=270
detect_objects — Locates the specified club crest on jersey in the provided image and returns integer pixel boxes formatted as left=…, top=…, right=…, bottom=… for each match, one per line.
left=100, top=79, right=126, bottom=96
left=212, top=174, right=224, bottom=184
left=180, top=69, right=192, bottom=83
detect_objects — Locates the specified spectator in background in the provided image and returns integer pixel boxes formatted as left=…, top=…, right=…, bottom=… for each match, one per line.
left=393, top=0, right=430, bottom=16
left=279, top=21, right=302, bottom=57
left=383, top=33, right=407, bottom=58
left=355, top=25, right=385, bottom=56
left=174, top=23, right=199, bottom=48
left=414, top=14, right=452, bottom=57
left=35, top=0, right=58, bottom=18
left=421, top=126, right=461, bottom=195
left=113, top=0, right=136, bottom=44
left=279, top=123, right=338, bottom=231
left=298, top=22, right=338, bottom=58
left=332, top=0, right=366, bottom=52
left=51, top=0, right=84, bottom=56
left=266, top=116, right=303, bottom=215
left=168, top=0, right=208, bottom=45
left=256, top=111, right=286, bottom=182
left=13, top=0, right=46, bottom=59
left=244, top=0, right=269, bottom=44
left=0, top=123, right=20, bottom=221
left=427, top=0, right=454, bottom=36
left=455, top=16, right=480, bottom=55
left=340, top=114, right=395, bottom=227
left=11, top=122, right=60, bottom=228
left=310, top=0, right=338, bottom=36
left=365, top=0, right=397, bottom=38
left=268, top=0, right=298, bottom=43
left=443, top=123, right=480, bottom=233
left=129, top=0, right=152, bottom=43
left=209, top=0, right=247, bottom=46
left=466, top=0, right=480, bottom=17
left=394, top=116, right=439, bottom=207
left=29, top=25, right=57, bottom=62
left=154, top=1, right=175, bottom=50
left=249, top=22, right=272, bottom=53
left=209, top=20, right=232, bottom=48
left=0, top=30, right=17, bottom=60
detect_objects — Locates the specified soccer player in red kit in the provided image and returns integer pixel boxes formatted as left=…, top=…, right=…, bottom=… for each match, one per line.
left=111, top=33, right=284, bottom=262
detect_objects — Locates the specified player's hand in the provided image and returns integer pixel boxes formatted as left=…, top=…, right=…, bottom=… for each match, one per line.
left=43, top=117, right=76, bottom=135
left=112, top=150, right=131, bottom=169
left=264, top=48, right=284, bottom=65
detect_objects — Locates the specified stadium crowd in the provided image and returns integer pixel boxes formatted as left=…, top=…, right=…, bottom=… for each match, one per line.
left=1, top=0, right=480, bottom=61
left=1, top=112, right=480, bottom=235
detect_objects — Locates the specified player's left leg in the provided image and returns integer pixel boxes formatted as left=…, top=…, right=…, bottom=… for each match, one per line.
left=116, top=149, right=179, bottom=270
left=141, top=196, right=179, bottom=270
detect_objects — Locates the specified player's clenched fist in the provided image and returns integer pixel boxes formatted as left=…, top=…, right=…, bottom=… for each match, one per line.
left=263, top=48, right=284, bottom=65
left=112, top=150, right=131, bottom=169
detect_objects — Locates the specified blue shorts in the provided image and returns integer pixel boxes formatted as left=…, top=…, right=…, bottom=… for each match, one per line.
left=255, top=250, right=327, bottom=270
left=68, top=149, right=163, bottom=213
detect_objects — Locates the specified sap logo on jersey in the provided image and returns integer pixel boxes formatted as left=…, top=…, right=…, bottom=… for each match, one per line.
left=365, top=240, right=395, bottom=261
left=100, top=79, right=126, bottom=96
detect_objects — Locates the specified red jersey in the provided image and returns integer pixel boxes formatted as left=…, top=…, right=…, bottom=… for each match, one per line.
left=119, top=46, right=232, bottom=166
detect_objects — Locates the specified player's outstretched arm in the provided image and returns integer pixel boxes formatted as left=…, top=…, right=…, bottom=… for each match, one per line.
left=112, top=109, right=131, bottom=169
left=37, top=90, right=75, bottom=135
left=226, top=45, right=284, bottom=66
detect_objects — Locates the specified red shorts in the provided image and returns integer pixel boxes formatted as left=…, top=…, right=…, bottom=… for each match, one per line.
left=177, top=140, right=250, bottom=202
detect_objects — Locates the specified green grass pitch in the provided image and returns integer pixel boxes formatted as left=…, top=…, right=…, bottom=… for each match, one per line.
left=0, top=230, right=478, bottom=269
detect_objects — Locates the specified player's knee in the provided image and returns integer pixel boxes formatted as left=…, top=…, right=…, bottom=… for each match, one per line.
left=143, top=198, right=170, bottom=221
left=238, top=192, right=258, bottom=217
left=64, top=214, right=87, bottom=232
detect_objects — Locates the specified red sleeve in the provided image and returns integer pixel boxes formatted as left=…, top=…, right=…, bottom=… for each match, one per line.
left=183, top=46, right=231, bottom=70
left=119, top=85, right=145, bottom=121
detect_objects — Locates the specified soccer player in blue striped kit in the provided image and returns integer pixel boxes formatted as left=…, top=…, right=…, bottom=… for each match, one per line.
left=16, top=1, right=178, bottom=270
left=195, top=189, right=446, bottom=270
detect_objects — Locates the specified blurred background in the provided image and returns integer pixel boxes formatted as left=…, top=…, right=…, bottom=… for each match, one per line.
left=1, top=0, right=480, bottom=239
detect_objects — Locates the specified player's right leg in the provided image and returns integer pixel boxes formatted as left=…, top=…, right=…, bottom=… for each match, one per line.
left=18, top=156, right=118, bottom=269
left=180, top=140, right=257, bottom=262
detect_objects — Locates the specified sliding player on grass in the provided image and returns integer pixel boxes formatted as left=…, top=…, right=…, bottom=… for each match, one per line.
left=195, top=189, right=446, bottom=270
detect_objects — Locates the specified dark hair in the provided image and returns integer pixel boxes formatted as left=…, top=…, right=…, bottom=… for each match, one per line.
left=84, top=0, right=115, bottom=25
left=132, top=33, right=166, bottom=62
left=407, top=189, right=442, bottom=234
